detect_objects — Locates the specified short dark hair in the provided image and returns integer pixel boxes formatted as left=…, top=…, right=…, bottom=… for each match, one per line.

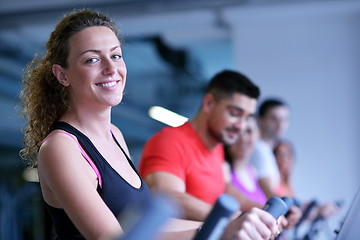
left=258, top=98, right=287, bottom=118
left=205, top=70, right=260, bottom=100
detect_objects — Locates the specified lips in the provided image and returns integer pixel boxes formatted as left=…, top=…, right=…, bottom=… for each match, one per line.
left=227, top=128, right=240, bottom=137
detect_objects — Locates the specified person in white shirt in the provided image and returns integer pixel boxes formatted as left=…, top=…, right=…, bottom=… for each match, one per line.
left=250, top=98, right=290, bottom=198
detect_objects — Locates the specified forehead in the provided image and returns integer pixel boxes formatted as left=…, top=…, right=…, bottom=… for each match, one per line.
left=266, top=106, right=289, bottom=117
left=278, top=143, right=291, bottom=152
left=223, top=93, right=257, bottom=113
left=68, top=26, right=120, bottom=53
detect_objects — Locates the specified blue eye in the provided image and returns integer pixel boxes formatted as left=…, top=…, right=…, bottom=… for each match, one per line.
left=112, top=54, right=122, bottom=60
left=85, top=58, right=98, bottom=64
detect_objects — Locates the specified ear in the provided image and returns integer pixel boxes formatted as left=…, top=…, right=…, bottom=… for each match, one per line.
left=202, top=93, right=216, bottom=114
left=52, top=64, right=70, bottom=86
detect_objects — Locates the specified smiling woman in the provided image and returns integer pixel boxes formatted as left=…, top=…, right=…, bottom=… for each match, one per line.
left=19, top=9, right=124, bottom=167
left=19, top=9, right=146, bottom=240
left=19, top=9, right=281, bottom=240
left=52, top=26, right=127, bottom=108
left=19, top=9, right=201, bottom=240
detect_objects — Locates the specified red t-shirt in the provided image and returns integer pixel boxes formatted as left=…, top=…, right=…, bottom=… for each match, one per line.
left=138, top=122, right=225, bottom=204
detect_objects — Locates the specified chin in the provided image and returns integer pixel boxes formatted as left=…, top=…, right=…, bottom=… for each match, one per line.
left=222, top=138, right=237, bottom=147
left=109, top=96, right=123, bottom=106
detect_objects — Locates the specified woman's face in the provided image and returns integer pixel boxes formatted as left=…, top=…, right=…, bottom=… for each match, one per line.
left=274, top=143, right=294, bottom=175
left=228, top=117, right=259, bottom=161
left=59, top=26, right=127, bottom=109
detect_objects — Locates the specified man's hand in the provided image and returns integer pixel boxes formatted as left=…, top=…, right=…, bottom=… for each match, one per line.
left=221, top=208, right=284, bottom=240
left=285, top=205, right=302, bottom=229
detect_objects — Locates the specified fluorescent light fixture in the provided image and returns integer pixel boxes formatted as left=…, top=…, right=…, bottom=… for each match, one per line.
left=149, top=106, right=188, bottom=127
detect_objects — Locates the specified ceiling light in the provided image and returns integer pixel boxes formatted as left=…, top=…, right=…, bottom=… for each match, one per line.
left=148, top=106, right=188, bottom=127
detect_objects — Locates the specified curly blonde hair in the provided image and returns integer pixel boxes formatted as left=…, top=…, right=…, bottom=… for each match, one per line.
left=20, top=9, right=121, bottom=167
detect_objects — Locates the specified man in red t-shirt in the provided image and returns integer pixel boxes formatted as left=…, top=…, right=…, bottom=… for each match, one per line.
left=139, top=70, right=263, bottom=221
left=139, top=122, right=225, bottom=205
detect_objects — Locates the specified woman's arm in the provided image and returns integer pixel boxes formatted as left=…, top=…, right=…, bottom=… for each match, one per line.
left=38, top=133, right=122, bottom=240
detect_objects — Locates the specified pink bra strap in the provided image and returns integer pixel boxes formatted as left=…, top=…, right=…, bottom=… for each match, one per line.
left=42, top=131, right=103, bottom=188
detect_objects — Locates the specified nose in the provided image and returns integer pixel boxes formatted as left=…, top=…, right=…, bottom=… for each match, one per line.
left=234, top=118, right=247, bottom=132
left=102, top=58, right=116, bottom=76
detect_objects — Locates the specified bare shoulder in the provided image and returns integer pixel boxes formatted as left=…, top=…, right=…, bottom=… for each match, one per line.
left=38, top=131, right=98, bottom=205
left=39, top=130, right=83, bottom=171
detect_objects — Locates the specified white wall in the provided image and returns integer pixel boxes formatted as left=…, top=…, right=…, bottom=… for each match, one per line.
left=118, top=1, right=360, bottom=208
left=224, top=1, right=360, bottom=206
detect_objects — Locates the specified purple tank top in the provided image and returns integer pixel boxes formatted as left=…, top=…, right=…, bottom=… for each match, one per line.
left=231, top=166, right=267, bottom=205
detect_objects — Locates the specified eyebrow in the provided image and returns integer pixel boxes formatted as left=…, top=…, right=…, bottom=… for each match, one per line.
left=228, top=105, right=245, bottom=113
left=228, top=105, right=255, bottom=118
left=79, top=46, right=121, bottom=56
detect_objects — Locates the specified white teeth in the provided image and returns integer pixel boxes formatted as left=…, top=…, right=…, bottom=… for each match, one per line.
left=97, top=81, right=117, bottom=87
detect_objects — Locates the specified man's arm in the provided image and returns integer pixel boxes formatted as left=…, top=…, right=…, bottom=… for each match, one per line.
left=144, top=171, right=212, bottom=221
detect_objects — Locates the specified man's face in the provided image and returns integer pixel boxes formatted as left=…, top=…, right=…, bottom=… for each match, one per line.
left=206, top=93, right=257, bottom=146
left=260, top=106, right=289, bottom=139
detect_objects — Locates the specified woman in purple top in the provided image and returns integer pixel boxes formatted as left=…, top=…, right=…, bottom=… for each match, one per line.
left=225, top=117, right=267, bottom=205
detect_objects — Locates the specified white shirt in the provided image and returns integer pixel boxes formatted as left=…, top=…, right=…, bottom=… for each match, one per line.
left=249, top=139, right=280, bottom=187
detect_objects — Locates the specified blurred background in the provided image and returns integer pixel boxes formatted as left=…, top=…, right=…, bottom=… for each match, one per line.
left=1, top=0, right=360, bottom=239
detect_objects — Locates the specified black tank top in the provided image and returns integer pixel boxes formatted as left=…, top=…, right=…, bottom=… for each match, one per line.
left=44, top=122, right=152, bottom=240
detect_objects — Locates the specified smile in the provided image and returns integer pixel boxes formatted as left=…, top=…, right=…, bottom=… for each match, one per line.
left=96, top=80, right=119, bottom=87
